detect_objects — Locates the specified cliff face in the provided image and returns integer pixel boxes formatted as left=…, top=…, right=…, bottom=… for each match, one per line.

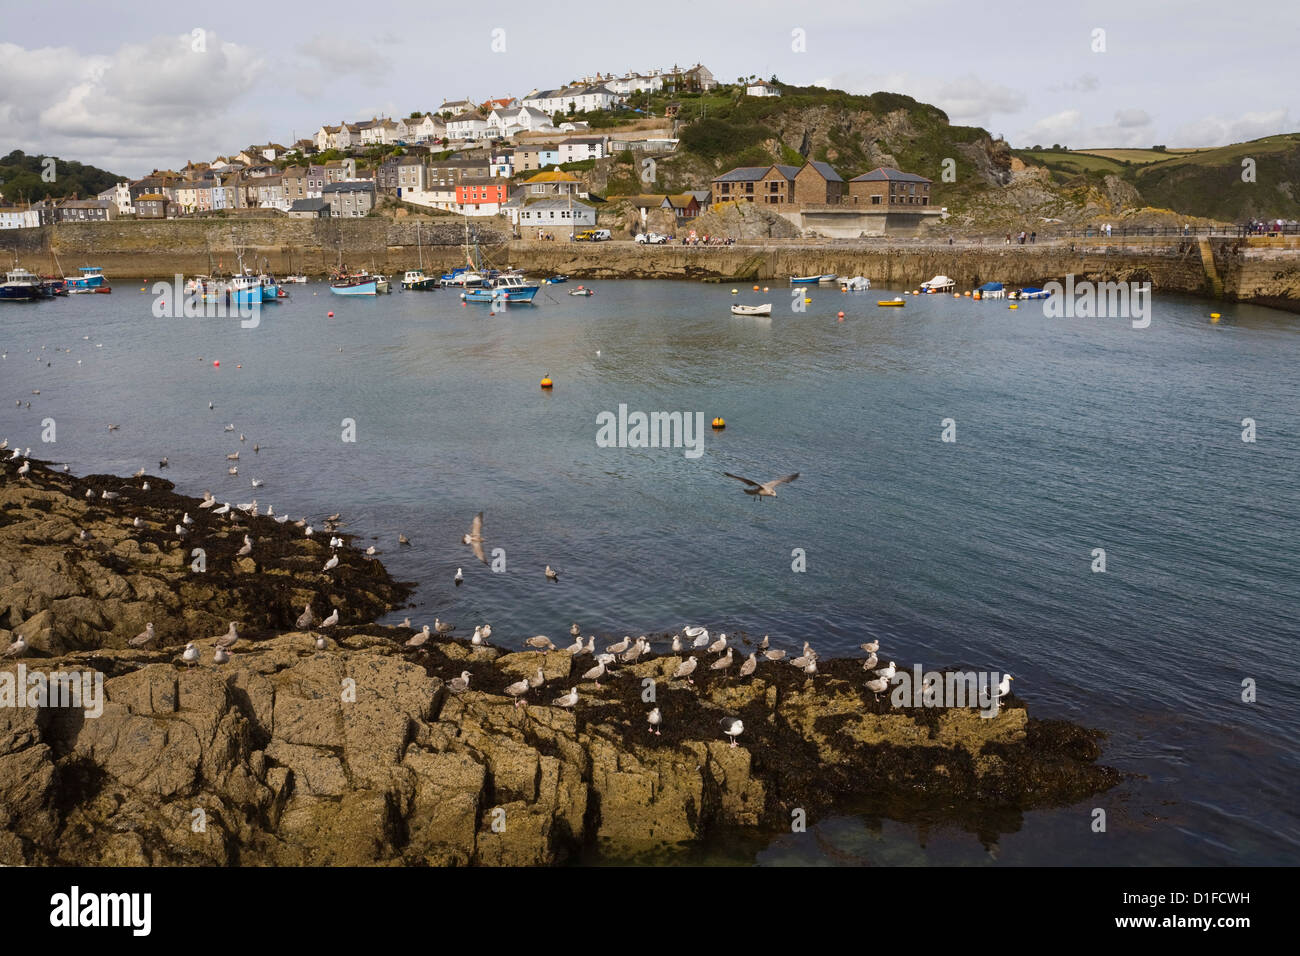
left=0, top=459, right=1118, bottom=865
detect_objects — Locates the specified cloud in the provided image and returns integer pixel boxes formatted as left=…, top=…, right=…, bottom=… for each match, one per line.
left=0, top=34, right=265, bottom=174
left=296, top=34, right=391, bottom=83
left=1171, top=109, right=1292, bottom=147
left=1016, top=109, right=1084, bottom=146
left=1048, top=73, right=1100, bottom=94
left=1014, top=108, right=1159, bottom=148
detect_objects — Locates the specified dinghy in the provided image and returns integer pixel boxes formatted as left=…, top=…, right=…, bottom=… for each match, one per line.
left=731, top=303, right=772, bottom=316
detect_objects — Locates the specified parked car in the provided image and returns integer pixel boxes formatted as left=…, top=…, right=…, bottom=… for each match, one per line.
left=588, top=229, right=612, bottom=241
left=635, top=232, right=669, bottom=244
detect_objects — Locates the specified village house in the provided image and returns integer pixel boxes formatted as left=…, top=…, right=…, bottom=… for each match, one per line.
left=521, top=169, right=583, bottom=198
left=51, top=198, right=115, bottom=223
left=96, top=181, right=134, bottom=216
left=322, top=180, right=376, bottom=217
left=513, top=145, right=561, bottom=172
left=603, top=71, right=668, bottom=96
left=288, top=198, right=330, bottom=219
left=0, top=204, right=41, bottom=229
left=454, top=177, right=509, bottom=216
left=847, top=167, right=934, bottom=207
left=509, top=197, right=597, bottom=231
left=438, top=99, right=476, bottom=116
left=447, top=110, right=491, bottom=141
left=281, top=166, right=309, bottom=203
left=490, top=146, right=515, bottom=178
left=558, top=136, right=608, bottom=164
left=710, top=161, right=849, bottom=208
left=407, top=113, right=446, bottom=143
left=426, top=159, right=492, bottom=188
left=522, top=83, right=620, bottom=116
left=794, top=161, right=845, bottom=205
left=745, top=80, right=781, bottom=97
left=323, top=159, right=358, bottom=184
left=135, top=194, right=173, bottom=219
left=480, top=97, right=519, bottom=112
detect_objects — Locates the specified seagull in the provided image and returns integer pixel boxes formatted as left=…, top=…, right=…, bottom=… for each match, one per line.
left=133, top=467, right=146, bottom=478
left=320, top=608, right=339, bottom=630
left=129, top=622, right=157, bottom=648
left=866, top=676, right=889, bottom=699
left=239, top=434, right=246, bottom=443
left=861, top=653, right=878, bottom=671
left=101, top=490, right=120, bottom=500
left=481, top=624, right=492, bottom=640
left=996, top=674, right=1014, bottom=699
left=159, top=458, right=169, bottom=468
left=107, top=424, right=119, bottom=432
left=711, top=648, right=733, bottom=671
left=471, top=626, right=485, bottom=646
left=504, top=676, right=531, bottom=707
left=236, top=535, right=253, bottom=557
left=226, top=453, right=239, bottom=461
left=581, top=660, right=606, bottom=686
left=209, top=402, right=215, bottom=410
left=802, top=641, right=817, bottom=660
left=250, top=478, right=263, bottom=488
left=707, top=633, right=727, bottom=654
left=227, top=466, right=238, bottom=476
left=274, top=514, right=289, bottom=524
left=791, top=652, right=816, bottom=669
left=673, top=656, right=698, bottom=683
left=577, top=636, right=594, bottom=656
left=551, top=687, right=578, bottom=708
left=528, top=667, right=545, bottom=689
left=224, top=424, right=235, bottom=432
left=365, top=545, right=377, bottom=556
left=398, top=533, right=410, bottom=546
left=3, top=634, right=28, bottom=658
left=323, top=554, right=339, bottom=572
left=763, top=649, right=787, bottom=661
left=141, top=481, right=150, bottom=491
left=295, top=604, right=315, bottom=629
left=132, top=517, right=144, bottom=530
left=720, top=717, right=744, bottom=748
left=174, top=524, right=189, bottom=538
left=461, top=511, right=487, bottom=564
left=684, top=625, right=708, bottom=640
left=860, top=641, right=879, bottom=654
left=182, top=512, right=193, bottom=525
left=621, top=637, right=647, bottom=663
left=406, top=625, right=431, bottom=648
left=181, top=642, right=199, bottom=667
left=564, top=634, right=584, bottom=655
left=454, top=568, right=463, bottom=586
left=606, top=636, right=631, bottom=655
left=739, top=652, right=757, bottom=677
left=435, top=618, right=455, bottom=635
left=314, top=635, right=327, bottom=650
left=802, top=658, right=817, bottom=676
left=570, top=623, right=581, bottom=637
left=875, top=661, right=897, bottom=681
left=199, top=493, right=216, bottom=509
left=214, top=645, right=230, bottom=665
left=212, top=502, right=231, bottom=515
left=759, top=635, right=769, bottom=650
left=648, top=707, right=662, bottom=736
left=544, top=565, right=558, bottom=582
left=671, top=634, right=683, bottom=653
left=216, top=622, right=240, bottom=648
left=524, top=635, right=554, bottom=651
left=448, top=671, right=472, bottom=694
left=691, top=631, right=710, bottom=649
left=723, top=471, right=799, bottom=501
left=15, top=460, right=31, bottom=478
left=253, top=444, right=260, bottom=453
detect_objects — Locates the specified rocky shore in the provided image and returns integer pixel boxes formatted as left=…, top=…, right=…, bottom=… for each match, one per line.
left=0, top=457, right=1119, bottom=865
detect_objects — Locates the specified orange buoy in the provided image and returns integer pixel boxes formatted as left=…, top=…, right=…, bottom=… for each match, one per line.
left=213, top=360, right=219, bottom=367
left=752, top=285, right=759, bottom=291
left=711, top=417, right=726, bottom=429
left=540, top=376, right=553, bottom=389
left=236, top=364, right=242, bottom=369
left=327, top=311, right=334, bottom=317
left=837, top=311, right=845, bottom=318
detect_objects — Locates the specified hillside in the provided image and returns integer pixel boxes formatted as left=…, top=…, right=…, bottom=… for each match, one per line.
left=0, top=150, right=125, bottom=203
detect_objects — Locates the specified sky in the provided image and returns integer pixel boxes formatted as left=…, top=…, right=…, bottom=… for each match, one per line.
left=0, top=0, right=1296, bottom=177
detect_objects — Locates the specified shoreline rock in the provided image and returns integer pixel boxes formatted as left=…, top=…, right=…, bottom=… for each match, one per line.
left=0, top=457, right=1119, bottom=865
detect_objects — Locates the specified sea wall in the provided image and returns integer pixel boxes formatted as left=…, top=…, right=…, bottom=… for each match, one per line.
left=3, top=221, right=1298, bottom=310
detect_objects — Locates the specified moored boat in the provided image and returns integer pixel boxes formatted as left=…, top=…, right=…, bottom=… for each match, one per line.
left=920, top=275, right=956, bottom=293
left=229, top=273, right=264, bottom=306
left=282, top=274, right=308, bottom=284
left=547, top=275, right=568, bottom=284
left=569, top=286, right=594, bottom=296
left=840, top=276, right=870, bottom=291
left=65, top=266, right=107, bottom=292
left=877, top=297, right=906, bottom=307
left=791, top=273, right=835, bottom=284
left=401, top=269, right=438, bottom=290
left=461, top=273, right=540, bottom=303
left=731, top=303, right=772, bottom=316
left=259, top=274, right=281, bottom=301
left=330, top=273, right=379, bottom=295
left=1011, top=287, right=1050, bottom=300
left=0, top=267, right=45, bottom=302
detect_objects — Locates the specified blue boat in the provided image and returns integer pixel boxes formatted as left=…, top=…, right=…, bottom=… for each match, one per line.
left=0, top=267, right=46, bottom=302
left=65, top=266, right=106, bottom=292
left=259, top=274, right=282, bottom=301
left=229, top=273, right=264, bottom=306
left=791, top=273, right=835, bottom=284
left=460, top=274, right=539, bottom=303
left=547, top=275, right=568, bottom=284
left=1014, top=287, right=1051, bottom=300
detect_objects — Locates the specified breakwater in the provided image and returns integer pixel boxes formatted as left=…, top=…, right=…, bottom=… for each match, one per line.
left=3, top=221, right=1298, bottom=310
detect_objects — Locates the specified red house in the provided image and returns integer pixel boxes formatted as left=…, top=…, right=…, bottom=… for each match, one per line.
left=455, top=177, right=508, bottom=216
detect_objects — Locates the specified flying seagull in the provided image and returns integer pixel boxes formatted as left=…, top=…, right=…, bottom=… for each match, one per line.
left=462, top=511, right=487, bottom=564
left=723, top=471, right=799, bottom=500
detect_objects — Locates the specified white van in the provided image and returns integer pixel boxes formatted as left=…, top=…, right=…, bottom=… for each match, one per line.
left=588, top=229, right=612, bottom=241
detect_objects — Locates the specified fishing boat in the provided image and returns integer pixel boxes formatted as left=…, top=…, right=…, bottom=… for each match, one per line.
left=461, top=273, right=540, bottom=303
left=0, top=267, right=45, bottom=302
left=840, top=276, right=870, bottom=291
left=547, top=275, right=568, bottom=284
left=731, top=303, right=772, bottom=316
left=791, top=273, right=835, bottom=284
left=259, top=274, right=282, bottom=301
left=877, top=297, right=906, bottom=307
left=920, top=275, right=955, bottom=293
left=402, top=269, right=438, bottom=290
left=330, top=273, right=380, bottom=295
left=282, top=274, right=308, bottom=284
left=229, top=272, right=263, bottom=306
left=569, top=286, right=594, bottom=297
left=65, top=266, right=108, bottom=292
left=373, top=274, right=391, bottom=294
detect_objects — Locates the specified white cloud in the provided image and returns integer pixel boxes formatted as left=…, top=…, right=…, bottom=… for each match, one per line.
left=1171, top=110, right=1292, bottom=147
left=0, top=34, right=265, bottom=174
left=1049, top=73, right=1100, bottom=94
left=1016, top=109, right=1084, bottom=146
left=811, top=70, right=1026, bottom=128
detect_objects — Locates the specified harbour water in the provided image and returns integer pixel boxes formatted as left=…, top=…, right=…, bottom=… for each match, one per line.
left=1, top=279, right=1297, bottom=865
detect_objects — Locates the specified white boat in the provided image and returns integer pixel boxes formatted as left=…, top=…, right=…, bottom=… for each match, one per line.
left=731, top=303, right=772, bottom=316
left=373, top=274, right=391, bottom=294
left=920, top=275, right=955, bottom=293
left=840, top=276, right=870, bottom=291
left=282, top=274, right=308, bottom=284
left=817, top=274, right=839, bottom=284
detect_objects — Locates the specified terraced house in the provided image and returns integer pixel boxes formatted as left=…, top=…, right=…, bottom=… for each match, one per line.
left=847, top=168, right=933, bottom=207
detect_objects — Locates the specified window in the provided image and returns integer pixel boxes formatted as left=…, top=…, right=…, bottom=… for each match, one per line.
left=871, top=195, right=881, bottom=205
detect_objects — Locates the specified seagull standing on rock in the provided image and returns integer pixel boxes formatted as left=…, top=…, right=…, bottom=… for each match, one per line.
left=875, top=661, right=897, bottom=681
left=866, top=676, right=889, bottom=700
left=406, top=626, right=431, bottom=648
left=129, top=623, right=156, bottom=648
left=711, top=648, right=733, bottom=672
left=524, top=635, right=554, bottom=651
left=581, top=660, right=606, bottom=687
left=320, top=607, right=339, bottom=630
left=214, top=645, right=230, bottom=665
left=504, top=676, right=531, bottom=708
left=739, top=652, right=757, bottom=677
left=296, top=604, right=315, bottom=630
left=3, top=635, right=27, bottom=658
left=323, top=554, right=339, bottom=572
left=606, top=635, right=631, bottom=656
left=435, top=618, right=455, bottom=635
left=564, top=634, right=584, bottom=655
left=720, top=717, right=744, bottom=748
left=551, top=687, right=578, bottom=708
left=448, top=671, right=472, bottom=694
left=673, top=656, right=698, bottom=684
left=707, top=633, right=727, bottom=654
left=181, top=643, right=199, bottom=668
left=648, top=707, right=662, bottom=736
left=216, top=622, right=240, bottom=649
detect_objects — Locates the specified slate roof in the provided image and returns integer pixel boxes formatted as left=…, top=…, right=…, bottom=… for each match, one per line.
left=850, top=167, right=933, bottom=183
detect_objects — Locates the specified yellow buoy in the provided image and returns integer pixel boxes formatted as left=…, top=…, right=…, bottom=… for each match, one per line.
left=953, top=293, right=960, bottom=298
left=964, top=291, right=971, bottom=296
left=804, top=297, right=812, bottom=304
left=1009, top=304, right=1018, bottom=310
left=731, top=288, right=738, bottom=295
left=712, top=417, right=726, bottom=429
left=540, top=376, right=553, bottom=388
left=1210, top=314, right=1220, bottom=323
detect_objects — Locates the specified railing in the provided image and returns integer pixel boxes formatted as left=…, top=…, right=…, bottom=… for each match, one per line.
left=1064, top=224, right=1298, bottom=238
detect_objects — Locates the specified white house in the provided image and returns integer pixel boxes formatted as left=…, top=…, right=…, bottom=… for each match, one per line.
left=558, top=136, right=608, bottom=164
left=509, top=197, right=597, bottom=230
left=0, top=206, right=38, bottom=229
left=407, top=113, right=446, bottom=143
left=746, top=80, right=781, bottom=97
left=400, top=184, right=458, bottom=212
left=438, top=99, right=476, bottom=115
left=97, top=181, right=135, bottom=216
left=605, top=71, right=666, bottom=96
left=522, top=84, right=621, bottom=116
left=447, top=110, right=490, bottom=141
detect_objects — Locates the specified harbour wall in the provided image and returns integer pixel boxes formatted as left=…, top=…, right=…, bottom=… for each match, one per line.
left=3, top=221, right=1298, bottom=311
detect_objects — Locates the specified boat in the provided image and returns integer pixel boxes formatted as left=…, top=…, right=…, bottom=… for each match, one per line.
left=65, top=266, right=107, bottom=292
left=974, top=281, right=1004, bottom=300
left=839, top=276, right=870, bottom=291
left=40, top=277, right=68, bottom=296
left=330, top=273, right=380, bottom=295
left=373, top=274, right=391, bottom=294
left=1011, top=287, right=1050, bottom=300
left=877, top=298, right=906, bottom=307
left=731, top=303, right=772, bottom=316
left=461, top=273, right=540, bottom=303
left=920, top=275, right=956, bottom=293
left=282, top=274, right=308, bottom=284
left=0, top=267, right=46, bottom=302
left=229, top=272, right=263, bottom=306
left=259, top=274, right=281, bottom=301
left=569, top=286, right=594, bottom=297
left=547, top=275, right=568, bottom=284
left=401, top=269, right=438, bottom=290
left=791, top=274, right=835, bottom=284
